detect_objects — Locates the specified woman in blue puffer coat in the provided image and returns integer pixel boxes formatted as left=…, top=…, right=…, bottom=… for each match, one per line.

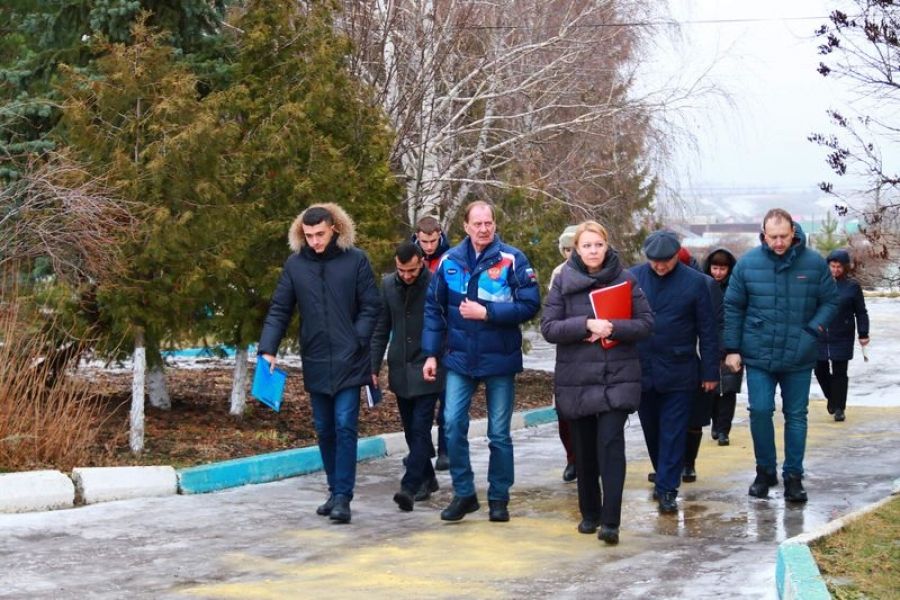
left=813, top=249, right=870, bottom=422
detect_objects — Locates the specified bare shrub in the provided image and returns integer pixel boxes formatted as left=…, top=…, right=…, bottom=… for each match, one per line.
left=0, top=297, right=107, bottom=472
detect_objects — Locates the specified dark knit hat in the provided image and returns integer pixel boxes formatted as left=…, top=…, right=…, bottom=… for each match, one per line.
left=826, top=248, right=851, bottom=265
left=643, top=230, right=681, bottom=260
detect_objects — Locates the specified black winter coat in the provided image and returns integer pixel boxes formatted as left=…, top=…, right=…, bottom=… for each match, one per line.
left=818, top=277, right=869, bottom=361
left=541, top=250, right=654, bottom=419
left=371, top=269, right=444, bottom=398
left=258, top=204, right=381, bottom=396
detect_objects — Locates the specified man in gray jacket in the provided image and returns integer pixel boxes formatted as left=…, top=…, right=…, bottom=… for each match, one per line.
left=371, top=241, right=445, bottom=511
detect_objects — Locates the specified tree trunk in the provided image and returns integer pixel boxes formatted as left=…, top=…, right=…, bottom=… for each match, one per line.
left=130, top=328, right=146, bottom=454
left=230, top=347, right=249, bottom=416
left=147, top=365, right=171, bottom=410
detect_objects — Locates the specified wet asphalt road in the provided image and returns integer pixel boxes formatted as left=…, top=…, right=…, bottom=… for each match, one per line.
left=2, top=398, right=898, bottom=599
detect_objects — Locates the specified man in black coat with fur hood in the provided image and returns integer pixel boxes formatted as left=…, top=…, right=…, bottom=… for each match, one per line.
left=259, top=203, right=381, bottom=524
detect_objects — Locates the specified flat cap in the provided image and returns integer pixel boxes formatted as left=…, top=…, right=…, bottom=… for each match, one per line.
left=643, top=230, right=681, bottom=260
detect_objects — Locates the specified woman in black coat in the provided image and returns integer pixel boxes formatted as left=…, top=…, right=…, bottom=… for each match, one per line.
left=541, top=221, right=654, bottom=545
left=814, top=249, right=870, bottom=422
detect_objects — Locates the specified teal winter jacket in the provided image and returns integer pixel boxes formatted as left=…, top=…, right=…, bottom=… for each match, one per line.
left=723, top=224, right=838, bottom=372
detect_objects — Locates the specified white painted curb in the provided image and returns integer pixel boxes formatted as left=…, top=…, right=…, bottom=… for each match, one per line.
left=381, top=432, right=409, bottom=456
left=0, top=470, right=74, bottom=513
left=72, top=466, right=178, bottom=505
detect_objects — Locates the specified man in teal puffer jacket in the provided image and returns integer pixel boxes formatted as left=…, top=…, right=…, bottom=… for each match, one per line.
left=724, top=209, right=837, bottom=503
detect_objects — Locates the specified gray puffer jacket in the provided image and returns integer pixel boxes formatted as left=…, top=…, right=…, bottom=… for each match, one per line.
left=541, top=250, right=654, bottom=419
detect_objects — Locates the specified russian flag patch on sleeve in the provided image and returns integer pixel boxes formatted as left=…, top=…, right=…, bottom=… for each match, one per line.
left=525, top=267, right=536, bottom=282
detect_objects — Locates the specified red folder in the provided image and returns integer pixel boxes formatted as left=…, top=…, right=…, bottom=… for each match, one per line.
left=588, top=280, right=632, bottom=349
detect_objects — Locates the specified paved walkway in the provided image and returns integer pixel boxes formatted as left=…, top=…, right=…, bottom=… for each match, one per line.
left=2, top=399, right=898, bottom=599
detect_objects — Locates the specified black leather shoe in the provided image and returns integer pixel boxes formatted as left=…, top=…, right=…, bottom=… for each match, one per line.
left=748, top=467, right=778, bottom=498
left=440, top=495, right=479, bottom=521
left=647, top=472, right=656, bottom=483
left=393, top=489, right=415, bottom=512
left=562, top=463, right=577, bottom=482
left=784, top=473, right=808, bottom=503
left=658, top=491, right=678, bottom=513
left=682, top=465, right=697, bottom=483
left=577, top=519, right=599, bottom=534
left=834, top=410, right=845, bottom=422
left=718, top=433, right=730, bottom=446
left=488, top=500, right=510, bottom=522
left=598, top=525, right=620, bottom=545
left=711, top=429, right=719, bottom=441
left=316, top=495, right=335, bottom=516
left=435, top=453, right=450, bottom=471
left=414, top=477, right=439, bottom=502
left=329, top=495, right=351, bottom=523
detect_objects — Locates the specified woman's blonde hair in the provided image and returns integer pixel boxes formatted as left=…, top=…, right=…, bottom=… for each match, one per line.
left=573, top=220, right=609, bottom=248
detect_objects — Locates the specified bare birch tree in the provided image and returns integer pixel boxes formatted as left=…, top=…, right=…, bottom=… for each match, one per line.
left=341, top=0, right=667, bottom=230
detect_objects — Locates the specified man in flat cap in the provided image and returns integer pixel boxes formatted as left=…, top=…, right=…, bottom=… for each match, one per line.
left=630, top=230, right=719, bottom=513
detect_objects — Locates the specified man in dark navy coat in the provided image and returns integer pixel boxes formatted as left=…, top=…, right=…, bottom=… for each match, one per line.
left=630, top=231, right=719, bottom=513
left=259, top=203, right=381, bottom=524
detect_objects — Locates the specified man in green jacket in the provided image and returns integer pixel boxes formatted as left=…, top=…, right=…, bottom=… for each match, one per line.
left=724, top=208, right=838, bottom=503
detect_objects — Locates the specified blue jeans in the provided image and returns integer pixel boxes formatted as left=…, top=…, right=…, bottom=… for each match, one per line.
left=396, top=394, right=438, bottom=492
left=444, top=370, right=515, bottom=501
left=310, top=387, right=360, bottom=499
left=745, top=367, right=811, bottom=477
left=638, top=389, right=693, bottom=494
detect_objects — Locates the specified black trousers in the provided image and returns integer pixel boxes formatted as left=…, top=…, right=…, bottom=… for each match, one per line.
left=396, top=394, right=438, bottom=492
left=711, top=391, right=737, bottom=436
left=571, top=411, right=629, bottom=527
left=814, top=360, right=849, bottom=414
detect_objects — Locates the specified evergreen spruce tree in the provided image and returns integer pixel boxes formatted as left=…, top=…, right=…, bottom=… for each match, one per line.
left=55, top=22, right=215, bottom=451
left=187, top=0, right=401, bottom=414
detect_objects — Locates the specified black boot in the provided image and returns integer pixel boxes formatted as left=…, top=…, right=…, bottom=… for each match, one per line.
left=434, top=452, right=450, bottom=471
left=658, top=490, right=678, bottom=513
left=748, top=467, right=778, bottom=498
left=783, top=473, right=808, bottom=503
left=577, top=518, right=600, bottom=534
left=488, top=500, right=510, bottom=522
left=682, top=429, right=702, bottom=483
left=717, top=432, right=730, bottom=446
left=440, top=495, right=480, bottom=521
left=328, top=495, right=351, bottom=523
left=393, top=489, right=415, bottom=512
left=414, top=476, right=439, bottom=501
left=598, top=525, right=620, bottom=545
left=562, top=463, right=577, bottom=482
left=316, top=494, right=335, bottom=516
left=834, top=410, right=845, bottom=422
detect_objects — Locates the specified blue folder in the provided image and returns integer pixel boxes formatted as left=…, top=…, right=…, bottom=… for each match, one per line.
left=251, top=360, right=287, bottom=412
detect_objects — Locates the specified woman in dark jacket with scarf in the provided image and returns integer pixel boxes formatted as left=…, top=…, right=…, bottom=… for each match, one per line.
left=541, top=221, right=654, bottom=545
left=814, top=249, right=870, bottom=422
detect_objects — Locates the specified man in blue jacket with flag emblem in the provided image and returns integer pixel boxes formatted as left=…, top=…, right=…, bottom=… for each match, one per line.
left=422, top=200, right=541, bottom=523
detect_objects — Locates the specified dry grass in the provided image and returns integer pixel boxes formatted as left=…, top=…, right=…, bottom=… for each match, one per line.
left=810, top=495, right=900, bottom=600
left=0, top=298, right=108, bottom=472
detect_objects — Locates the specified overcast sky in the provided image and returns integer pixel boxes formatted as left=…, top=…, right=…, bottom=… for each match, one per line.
left=643, top=0, right=881, bottom=193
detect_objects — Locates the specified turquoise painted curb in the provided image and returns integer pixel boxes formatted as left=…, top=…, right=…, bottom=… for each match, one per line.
left=523, top=406, right=557, bottom=427
left=775, top=543, right=831, bottom=600
left=178, top=437, right=386, bottom=494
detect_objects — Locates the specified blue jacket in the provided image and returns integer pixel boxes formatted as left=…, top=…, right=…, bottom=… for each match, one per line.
left=422, top=235, right=541, bottom=377
left=723, top=224, right=838, bottom=372
left=629, top=261, right=720, bottom=392
left=818, top=276, right=868, bottom=361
